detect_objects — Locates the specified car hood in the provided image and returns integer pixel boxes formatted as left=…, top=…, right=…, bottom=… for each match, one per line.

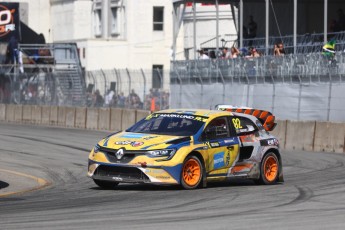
left=98, top=132, right=191, bottom=150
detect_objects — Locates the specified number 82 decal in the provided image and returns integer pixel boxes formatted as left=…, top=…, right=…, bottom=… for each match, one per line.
left=232, top=118, right=242, bottom=129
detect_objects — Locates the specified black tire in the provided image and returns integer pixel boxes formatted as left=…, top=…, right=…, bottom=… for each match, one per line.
left=256, top=152, right=279, bottom=185
left=181, top=155, right=204, bottom=189
left=93, top=179, right=119, bottom=189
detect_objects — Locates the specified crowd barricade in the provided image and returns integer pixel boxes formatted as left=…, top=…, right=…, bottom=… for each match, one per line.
left=0, top=103, right=344, bottom=153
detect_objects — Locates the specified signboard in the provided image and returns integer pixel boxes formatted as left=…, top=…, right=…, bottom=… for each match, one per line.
left=0, top=3, right=20, bottom=42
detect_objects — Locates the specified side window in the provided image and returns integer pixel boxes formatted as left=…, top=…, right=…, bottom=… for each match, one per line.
left=230, top=116, right=257, bottom=135
left=202, top=117, right=229, bottom=140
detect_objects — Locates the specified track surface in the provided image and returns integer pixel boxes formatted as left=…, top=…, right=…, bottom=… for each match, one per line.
left=0, top=123, right=345, bottom=229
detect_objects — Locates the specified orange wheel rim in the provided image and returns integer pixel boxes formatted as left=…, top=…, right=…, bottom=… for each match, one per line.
left=264, top=156, right=278, bottom=182
left=182, top=158, right=201, bottom=186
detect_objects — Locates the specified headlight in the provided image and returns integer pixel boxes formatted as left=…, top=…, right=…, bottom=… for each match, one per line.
left=93, top=144, right=100, bottom=153
left=146, top=149, right=176, bottom=158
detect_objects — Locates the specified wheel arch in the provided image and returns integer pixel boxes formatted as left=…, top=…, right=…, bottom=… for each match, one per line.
left=263, top=148, right=284, bottom=183
left=184, top=150, right=207, bottom=188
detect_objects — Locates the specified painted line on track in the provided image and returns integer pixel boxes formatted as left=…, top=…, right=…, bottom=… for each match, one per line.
left=0, top=169, right=51, bottom=198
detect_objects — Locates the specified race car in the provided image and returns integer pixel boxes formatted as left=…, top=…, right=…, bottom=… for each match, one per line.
left=88, top=107, right=283, bottom=189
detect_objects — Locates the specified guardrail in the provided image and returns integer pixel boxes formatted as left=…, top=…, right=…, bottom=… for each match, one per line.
left=0, top=104, right=343, bottom=153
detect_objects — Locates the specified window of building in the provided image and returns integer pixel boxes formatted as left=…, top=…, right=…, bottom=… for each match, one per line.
left=110, top=7, right=118, bottom=35
left=152, top=65, right=163, bottom=89
left=93, top=1, right=102, bottom=37
left=153, top=7, right=164, bottom=31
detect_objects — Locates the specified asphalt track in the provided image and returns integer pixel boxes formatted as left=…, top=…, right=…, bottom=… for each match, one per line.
left=0, top=123, right=345, bottom=230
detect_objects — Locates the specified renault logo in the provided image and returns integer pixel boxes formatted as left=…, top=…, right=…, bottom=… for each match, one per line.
left=115, top=149, right=124, bottom=160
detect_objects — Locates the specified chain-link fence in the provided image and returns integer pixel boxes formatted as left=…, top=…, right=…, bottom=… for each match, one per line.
left=2, top=51, right=345, bottom=122
left=170, top=52, right=345, bottom=122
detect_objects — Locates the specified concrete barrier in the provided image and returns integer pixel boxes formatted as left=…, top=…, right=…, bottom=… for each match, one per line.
left=98, top=108, right=110, bottom=130
left=14, top=105, right=23, bottom=122
left=136, top=110, right=150, bottom=122
left=285, top=120, right=316, bottom=151
left=0, top=103, right=344, bottom=153
left=22, top=105, right=32, bottom=123
left=271, top=120, right=286, bottom=149
left=75, top=107, right=86, bottom=129
left=41, top=106, right=50, bottom=125
left=0, top=104, right=6, bottom=121
left=65, top=107, right=76, bottom=128
left=5, top=104, right=15, bottom=122
left=86, top=108, right=98, bottom=129
left=31, top=105, right=42, bottom=124
left=110, top=108, right=123, bottom=131
left=314, top=122, right=345, bottom=153
left=57, top=106, right=66, bottom=126
left=49, top=106, right=58, bottom=126
left=122, top=109, right=136, bottom=130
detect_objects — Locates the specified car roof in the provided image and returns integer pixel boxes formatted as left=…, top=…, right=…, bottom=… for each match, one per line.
left=155, top=109, right=233, bottom=119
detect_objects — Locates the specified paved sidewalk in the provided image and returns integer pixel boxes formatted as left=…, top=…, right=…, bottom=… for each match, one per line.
left=0, top=169, right=50, bottom=197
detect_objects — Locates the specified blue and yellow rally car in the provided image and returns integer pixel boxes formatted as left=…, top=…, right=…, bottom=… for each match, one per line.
left=88, top=107, right=283, bottom=189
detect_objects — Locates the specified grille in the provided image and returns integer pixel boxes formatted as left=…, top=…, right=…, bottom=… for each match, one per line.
left=99, top=147, right=145, bottom=163
left=94, top=165, right=149, bottom=182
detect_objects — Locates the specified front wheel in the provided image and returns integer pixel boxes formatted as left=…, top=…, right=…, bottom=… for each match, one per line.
left=93, top=179, right=119, bottom=189
left=181, top=155, right=204, bottom=189
left=256, top=152, right=279, bottom=185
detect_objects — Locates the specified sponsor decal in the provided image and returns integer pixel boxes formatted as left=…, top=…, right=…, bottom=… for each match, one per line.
left=115, top=141, right=144, bottom=147
left=224, top=138, right=235, bottom=144
left=210, top=142, right=220, bottom=148
left=143, top=135, right=158, bottom=140
left=214, top=152, right=225, bottom=169
left=146, top=113, right=208, bottom=122
left=260, top=138, right=279, bottom=146
left=112, top=176, right=123, bottom=181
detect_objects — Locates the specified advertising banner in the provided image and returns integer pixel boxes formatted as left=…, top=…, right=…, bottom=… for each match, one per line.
left=0, top=3, right=20, bottom=42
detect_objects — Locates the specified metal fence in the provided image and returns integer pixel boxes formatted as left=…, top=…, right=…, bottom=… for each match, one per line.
left=2, top=51, right=345, bottom=122
left=170, top=52, right=345, bottom=122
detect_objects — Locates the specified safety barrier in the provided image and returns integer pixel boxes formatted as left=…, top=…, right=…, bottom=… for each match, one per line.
left=0, top=104, right=343, bottom=153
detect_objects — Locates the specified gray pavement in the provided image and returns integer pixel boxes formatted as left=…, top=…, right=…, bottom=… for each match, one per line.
left=0, top=123, right=345, bottom=230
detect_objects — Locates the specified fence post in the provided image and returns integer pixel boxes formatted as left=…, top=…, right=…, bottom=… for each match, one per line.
left=140, top=68, right=147, bottom=105
left=100, top=69, right=107, bottom=97
left=126, top=68, right=132, bottom=97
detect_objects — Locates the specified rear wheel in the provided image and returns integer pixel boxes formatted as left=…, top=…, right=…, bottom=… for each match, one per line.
left=181, top=155, right=204, bottom=189
left=256, top=152, right=279, bottom=185
left=93, top=179, right=119, bottom=189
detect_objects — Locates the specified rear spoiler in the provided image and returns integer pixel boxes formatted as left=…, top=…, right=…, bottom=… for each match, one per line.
left=215, top=105, right=277, bottom=131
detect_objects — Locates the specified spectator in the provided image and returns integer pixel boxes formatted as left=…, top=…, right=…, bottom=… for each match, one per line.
left=274, top=43, right=285, bottom=56
left=104, top=89, right=114, bottom=107
left=197, top=49, right=209, bottom=60
left=248, top=47, right=260, bottom=58
left=117, top=92, right=126, bottom=108
left=92, top=89, right=104, bottom=107
left=5, top=36, right=18, bottom=64
left=222, top=47, right=231, bottom=59
left=247, top=15, right=257, bottom=46
left=230, top=47, right=240, bottom=58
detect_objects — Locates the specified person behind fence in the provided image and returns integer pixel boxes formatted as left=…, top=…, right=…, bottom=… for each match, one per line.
left=322, top=40, right=337, bottom=66
left=92, top=89, right=104, bottom=107
left=230, top=47, right=240, bottom=58
left=5, top=36, right=18, bottom=64
left=222, top=47, right=231, bottom=59
left=247, top=15, right=257, bottom=46
left=197, top=49, right=209, bottom=60
left=274, top=42, right=285, bottom=56
left=117, top=92, right=126, bottom=108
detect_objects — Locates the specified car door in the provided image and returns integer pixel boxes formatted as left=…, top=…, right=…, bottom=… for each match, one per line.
left=200, top=116, right=240, bottom=178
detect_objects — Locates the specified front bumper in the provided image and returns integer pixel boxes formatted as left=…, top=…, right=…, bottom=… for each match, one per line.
left=88, top=160, right=181, bottom=184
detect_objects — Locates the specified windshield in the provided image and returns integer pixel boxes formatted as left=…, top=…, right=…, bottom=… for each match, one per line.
left=126, top=113, right=208, bottom=136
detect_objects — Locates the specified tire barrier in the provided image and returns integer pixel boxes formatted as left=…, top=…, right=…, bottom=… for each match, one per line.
left=0, top=104, right=343, bottom=153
